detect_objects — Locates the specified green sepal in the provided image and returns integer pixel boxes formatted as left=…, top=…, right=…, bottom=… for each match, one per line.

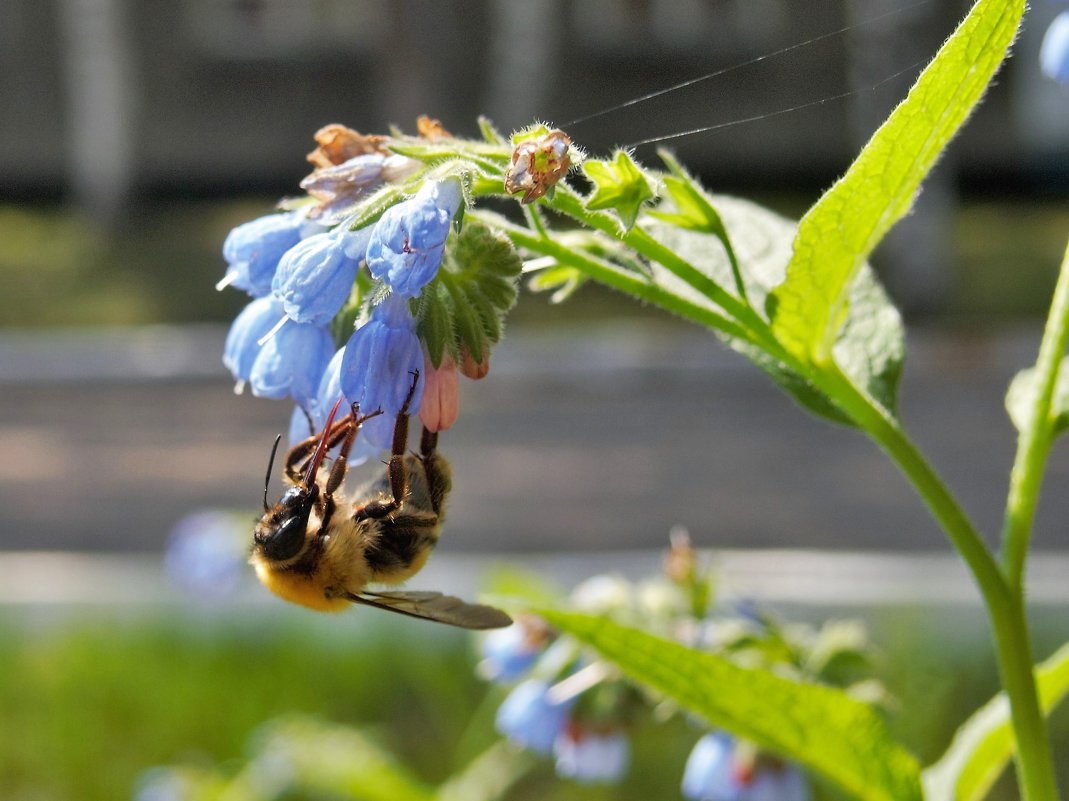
left=344, top=182, right=413, bottom=233
left=583, top=150, right=656, bottom=230
left=446, top=277, right=487, bottom=363
left=527, top=264, right=588, bottom=304
left=649, top=150, right=745, bottom=300
left=510, top=122, right=557, bottom=145
left=415, top=281, right=454, bottom=369
left=462, top=280, right=502, bottom=345
left=388, top=142, right=507, bottom=175
left=415, top=220, right=522, bottom=368
left=646, top=174, right=722, bottom=232
left=477, top=116, right=506, bottom=145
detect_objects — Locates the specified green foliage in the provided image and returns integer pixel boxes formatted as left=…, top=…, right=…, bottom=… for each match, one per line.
left=1005, top=358, right=1069, bottom=437
left=642, top=201, right=903, bottom=423
left=525, top=264, right=587, bottom=304
left=582, top=151, right=657, bottom=230
left=648, top=149, right=744, bottom=300
left=226, top=717, right=437, bottom=801
left=0, top=617, right=487, bottom=801
left=536, top=609, right=924, bottom=801
left=767, top=0, right=1024, bottom=370
left=160, top=718, right=531, bottom=801
left=924, top=641, right=1069, bottom=801
left=417, top=221, right=522, bottom=367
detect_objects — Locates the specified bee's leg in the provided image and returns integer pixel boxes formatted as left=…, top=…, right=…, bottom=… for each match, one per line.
left=419, top=427, right=450, bottom=517
left=323, top=406, right=382, bottom=497
left=284, top=414, right=352, bottom=484
left=420, top=427, right=438, bottom=454
left=354, top=371, right=420, bottom=521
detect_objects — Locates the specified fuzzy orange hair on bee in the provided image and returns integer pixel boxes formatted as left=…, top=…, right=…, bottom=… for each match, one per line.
left=250, top=373, right=511, bottom=629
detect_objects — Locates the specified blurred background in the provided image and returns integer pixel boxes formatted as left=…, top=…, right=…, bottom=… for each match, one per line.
left=2, top=1, right=1069, bottom=799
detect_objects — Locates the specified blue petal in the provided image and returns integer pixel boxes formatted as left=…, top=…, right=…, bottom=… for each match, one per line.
left=360, top=413, right=396, bottom=450
left=272, top=231, right=366, bottom=326
left=222, top=213, right=304, bottom=297
left=313, top=347, right=346, bottom=427
left=555, top=730, right=631, bottom=784
left=365, top=179, right=462, bottom=298
left=311, top=348, right=377, bottom=467
left=1041, top=11, right=1069, bottom=82
left=249, top=321, right=334, bottom=407
left=742, top=767, right=810, bottom=801
left=339, top=296, right=424, bottom=416
left=480, top=624, right=542, bottom=682
left=495, top=679, right=574, bottom=755
left=223, top=297, right=286, bottom=383
left=681, top=734, right=738, bottom=801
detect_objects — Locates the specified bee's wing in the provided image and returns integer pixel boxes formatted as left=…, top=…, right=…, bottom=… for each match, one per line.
left=347, top=589, right=512, bottom=630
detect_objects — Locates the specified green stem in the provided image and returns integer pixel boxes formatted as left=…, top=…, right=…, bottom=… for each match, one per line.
left=815, top=365, right=1006, bottom=604
left=471, top=156, right=1062, bottom=797
left=818, top=364, right=1058, bottom=801
left=990, top=594, right=1061, bottom=801
left=473, top=211, right=754, bottom=343
left=1001, top=238, right=1069, bottom=589
left=543, top=188, right=770, bottom=338
left=656, top=148, right=749, bottom=305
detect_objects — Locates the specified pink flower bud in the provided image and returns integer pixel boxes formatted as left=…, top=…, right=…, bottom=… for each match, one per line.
left=459, top=347, right=490, bottom=380
left=419, top=353, right=459, bottom=432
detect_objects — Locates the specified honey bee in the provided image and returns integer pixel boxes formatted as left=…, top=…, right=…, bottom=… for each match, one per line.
left=250, top=373, right=512, bottom=629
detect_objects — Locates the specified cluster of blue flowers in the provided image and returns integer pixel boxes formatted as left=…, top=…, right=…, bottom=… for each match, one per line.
left=481, top=611, right=633, bottom=785
left=1041, top=5, right=1069, bottom=82
left=220, top=134, right=465, bottom=452
left=477, top=550, right=813, bottom=798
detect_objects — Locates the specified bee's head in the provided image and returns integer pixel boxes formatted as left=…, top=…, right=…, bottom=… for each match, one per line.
left=254, top=483, right=320, bottom=562
left=253, top=399, right=345, bottom=564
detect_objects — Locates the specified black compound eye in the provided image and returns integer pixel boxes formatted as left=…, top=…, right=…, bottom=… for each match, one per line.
left=263, top=514, right=307, bottom=561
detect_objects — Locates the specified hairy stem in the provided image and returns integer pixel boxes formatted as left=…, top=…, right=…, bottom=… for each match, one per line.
left=1001, top=238, right=1069, bottom=589
left=473, top=211, right=754, bottom=343
left=819, top=364, right=1058, bottom=801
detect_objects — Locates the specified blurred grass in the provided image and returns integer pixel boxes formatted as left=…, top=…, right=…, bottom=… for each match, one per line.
left=0, top=198, right=1066, bottom=331
left=3, top=606, right=1068, bottom=801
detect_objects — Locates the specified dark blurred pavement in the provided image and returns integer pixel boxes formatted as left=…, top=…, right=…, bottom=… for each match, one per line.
left=1, top=322, right=1066, bottom=556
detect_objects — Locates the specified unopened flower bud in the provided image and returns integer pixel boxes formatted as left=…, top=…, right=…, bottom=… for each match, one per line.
left=419, top=353, right=459, bottom=432
left=459, top=346, right=490, bottom=379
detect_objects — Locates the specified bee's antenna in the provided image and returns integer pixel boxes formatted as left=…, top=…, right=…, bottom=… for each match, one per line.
left=264, top=434, right=282, bottom=512
left=302, top=398, right=345, bottom=488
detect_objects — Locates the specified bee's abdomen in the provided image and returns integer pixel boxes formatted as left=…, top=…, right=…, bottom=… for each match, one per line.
left=366, top=519, right=439, bottom=584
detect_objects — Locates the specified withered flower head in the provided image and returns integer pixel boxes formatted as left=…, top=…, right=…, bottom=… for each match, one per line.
left=306, top=123, right=389, bottom=169
left=417, top=115, right=452, bottom=141
left=505, top=129, right=571, bottom=204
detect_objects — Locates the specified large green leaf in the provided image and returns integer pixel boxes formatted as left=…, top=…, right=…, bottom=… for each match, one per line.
left=768, top=0, right=1024, bottom=365
left=644, top=195, right=903, bottom=422
left=923, top=641, right=1069, bottom=801
left=537, top=609, right=923, bottom=801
